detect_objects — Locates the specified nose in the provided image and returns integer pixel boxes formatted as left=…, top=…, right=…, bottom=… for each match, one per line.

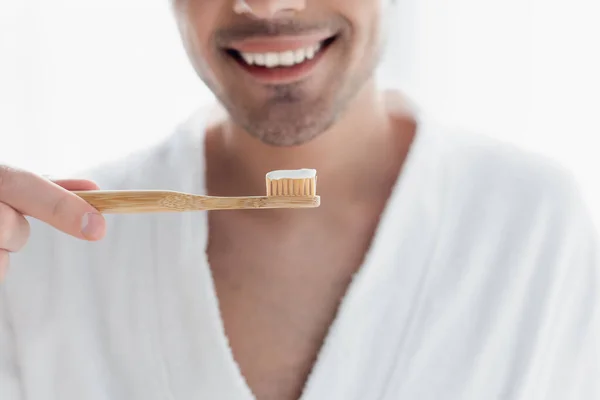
left=233, top=0, right=306, bottom=19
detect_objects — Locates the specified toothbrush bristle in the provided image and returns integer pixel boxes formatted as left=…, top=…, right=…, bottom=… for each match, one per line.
left=266, top=176, right=317, bottom=197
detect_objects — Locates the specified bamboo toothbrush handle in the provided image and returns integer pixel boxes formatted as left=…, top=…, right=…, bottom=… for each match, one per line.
left=72, top=190, right=183, bottom=214
left=72, top=190, right=320, bottom=214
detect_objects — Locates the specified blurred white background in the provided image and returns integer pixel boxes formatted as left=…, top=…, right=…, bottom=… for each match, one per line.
left=1, top=0, right=599, bottom=220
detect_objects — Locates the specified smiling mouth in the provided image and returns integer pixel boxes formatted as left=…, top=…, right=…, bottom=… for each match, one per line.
left=223, top=35, right=338, bottom=84
left=226, top=36, right=337, bottom=68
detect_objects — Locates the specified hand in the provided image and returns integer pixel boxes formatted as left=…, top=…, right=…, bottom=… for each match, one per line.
left=0, top=165, right=106, bottom=281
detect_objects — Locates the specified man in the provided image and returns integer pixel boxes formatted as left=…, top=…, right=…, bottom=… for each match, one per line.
left=0, top=1, right=598, bottom=399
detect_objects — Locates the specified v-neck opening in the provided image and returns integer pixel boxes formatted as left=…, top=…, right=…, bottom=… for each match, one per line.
left=155, top=109, right=442, bottom=400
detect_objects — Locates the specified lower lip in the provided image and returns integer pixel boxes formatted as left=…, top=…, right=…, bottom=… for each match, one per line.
left=227, top=43, right=332, bottom=85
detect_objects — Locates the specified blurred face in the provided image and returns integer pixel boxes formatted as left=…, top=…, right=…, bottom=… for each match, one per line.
left=172, top=0, right=390, bottom=146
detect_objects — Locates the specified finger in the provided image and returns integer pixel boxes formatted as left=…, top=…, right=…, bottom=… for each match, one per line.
left=52, top=179, right=101, bottom=192
left=0, top=166, right=106, bottom=241
left=0, top=202, right=30, bottom=252
left=0, top=250, right=8, bottom=282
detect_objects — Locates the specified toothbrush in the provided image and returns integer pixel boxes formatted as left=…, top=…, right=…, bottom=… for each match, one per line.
left=72, top=169, right=320, bottom=214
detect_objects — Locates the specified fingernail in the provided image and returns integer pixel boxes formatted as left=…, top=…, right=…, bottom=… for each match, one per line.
left=81, top=212, right=105, bottom=240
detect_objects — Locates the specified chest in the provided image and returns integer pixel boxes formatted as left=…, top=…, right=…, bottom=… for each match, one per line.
left=205, top=210, right=379, bottom=400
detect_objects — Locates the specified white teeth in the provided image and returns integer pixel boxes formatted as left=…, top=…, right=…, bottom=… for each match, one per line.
left=254, top=53, right=265, bottom=66
left=265, top=52, right=278, bottom=68
left=280, top=51, right=295, bottom=66
left=238, top=42, right=324, bottom=68
left=294, top=48, right=305, bottom=63
left=241, top=53, right=254, bottom=65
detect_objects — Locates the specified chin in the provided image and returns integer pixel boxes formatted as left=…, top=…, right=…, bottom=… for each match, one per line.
left=211, top=85, right=334, bottom=146
left=242, top=117, right=335, bottom=147
left=251, top=101, right=344, bottom=146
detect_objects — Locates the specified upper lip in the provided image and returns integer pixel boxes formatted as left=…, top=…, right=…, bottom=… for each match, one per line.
left=225, top=32, right=335, bottom=53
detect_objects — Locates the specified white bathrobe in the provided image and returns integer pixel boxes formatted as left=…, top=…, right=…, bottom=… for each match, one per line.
left=1, top=111, right=598, bottom=400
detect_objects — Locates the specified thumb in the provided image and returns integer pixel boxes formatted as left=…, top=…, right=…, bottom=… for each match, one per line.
left=53, top=179, right=101, bottom=192
left=0, top=170, right=107, bottom=241
left=52, top=179, right=107, bottom=241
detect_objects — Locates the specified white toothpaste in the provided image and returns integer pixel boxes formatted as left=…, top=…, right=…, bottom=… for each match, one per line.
left=266, top=169, right=317, bottom=180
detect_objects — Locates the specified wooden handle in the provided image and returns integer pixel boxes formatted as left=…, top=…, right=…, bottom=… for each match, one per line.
left=72, top=190, right=178, bottom=214
left=198, top=195, right=320, bottom=210
left=72, top=190, right=320, bottom=214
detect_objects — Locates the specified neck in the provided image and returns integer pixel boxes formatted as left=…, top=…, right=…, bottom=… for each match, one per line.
left=208, top=81, right=415, bottom=200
